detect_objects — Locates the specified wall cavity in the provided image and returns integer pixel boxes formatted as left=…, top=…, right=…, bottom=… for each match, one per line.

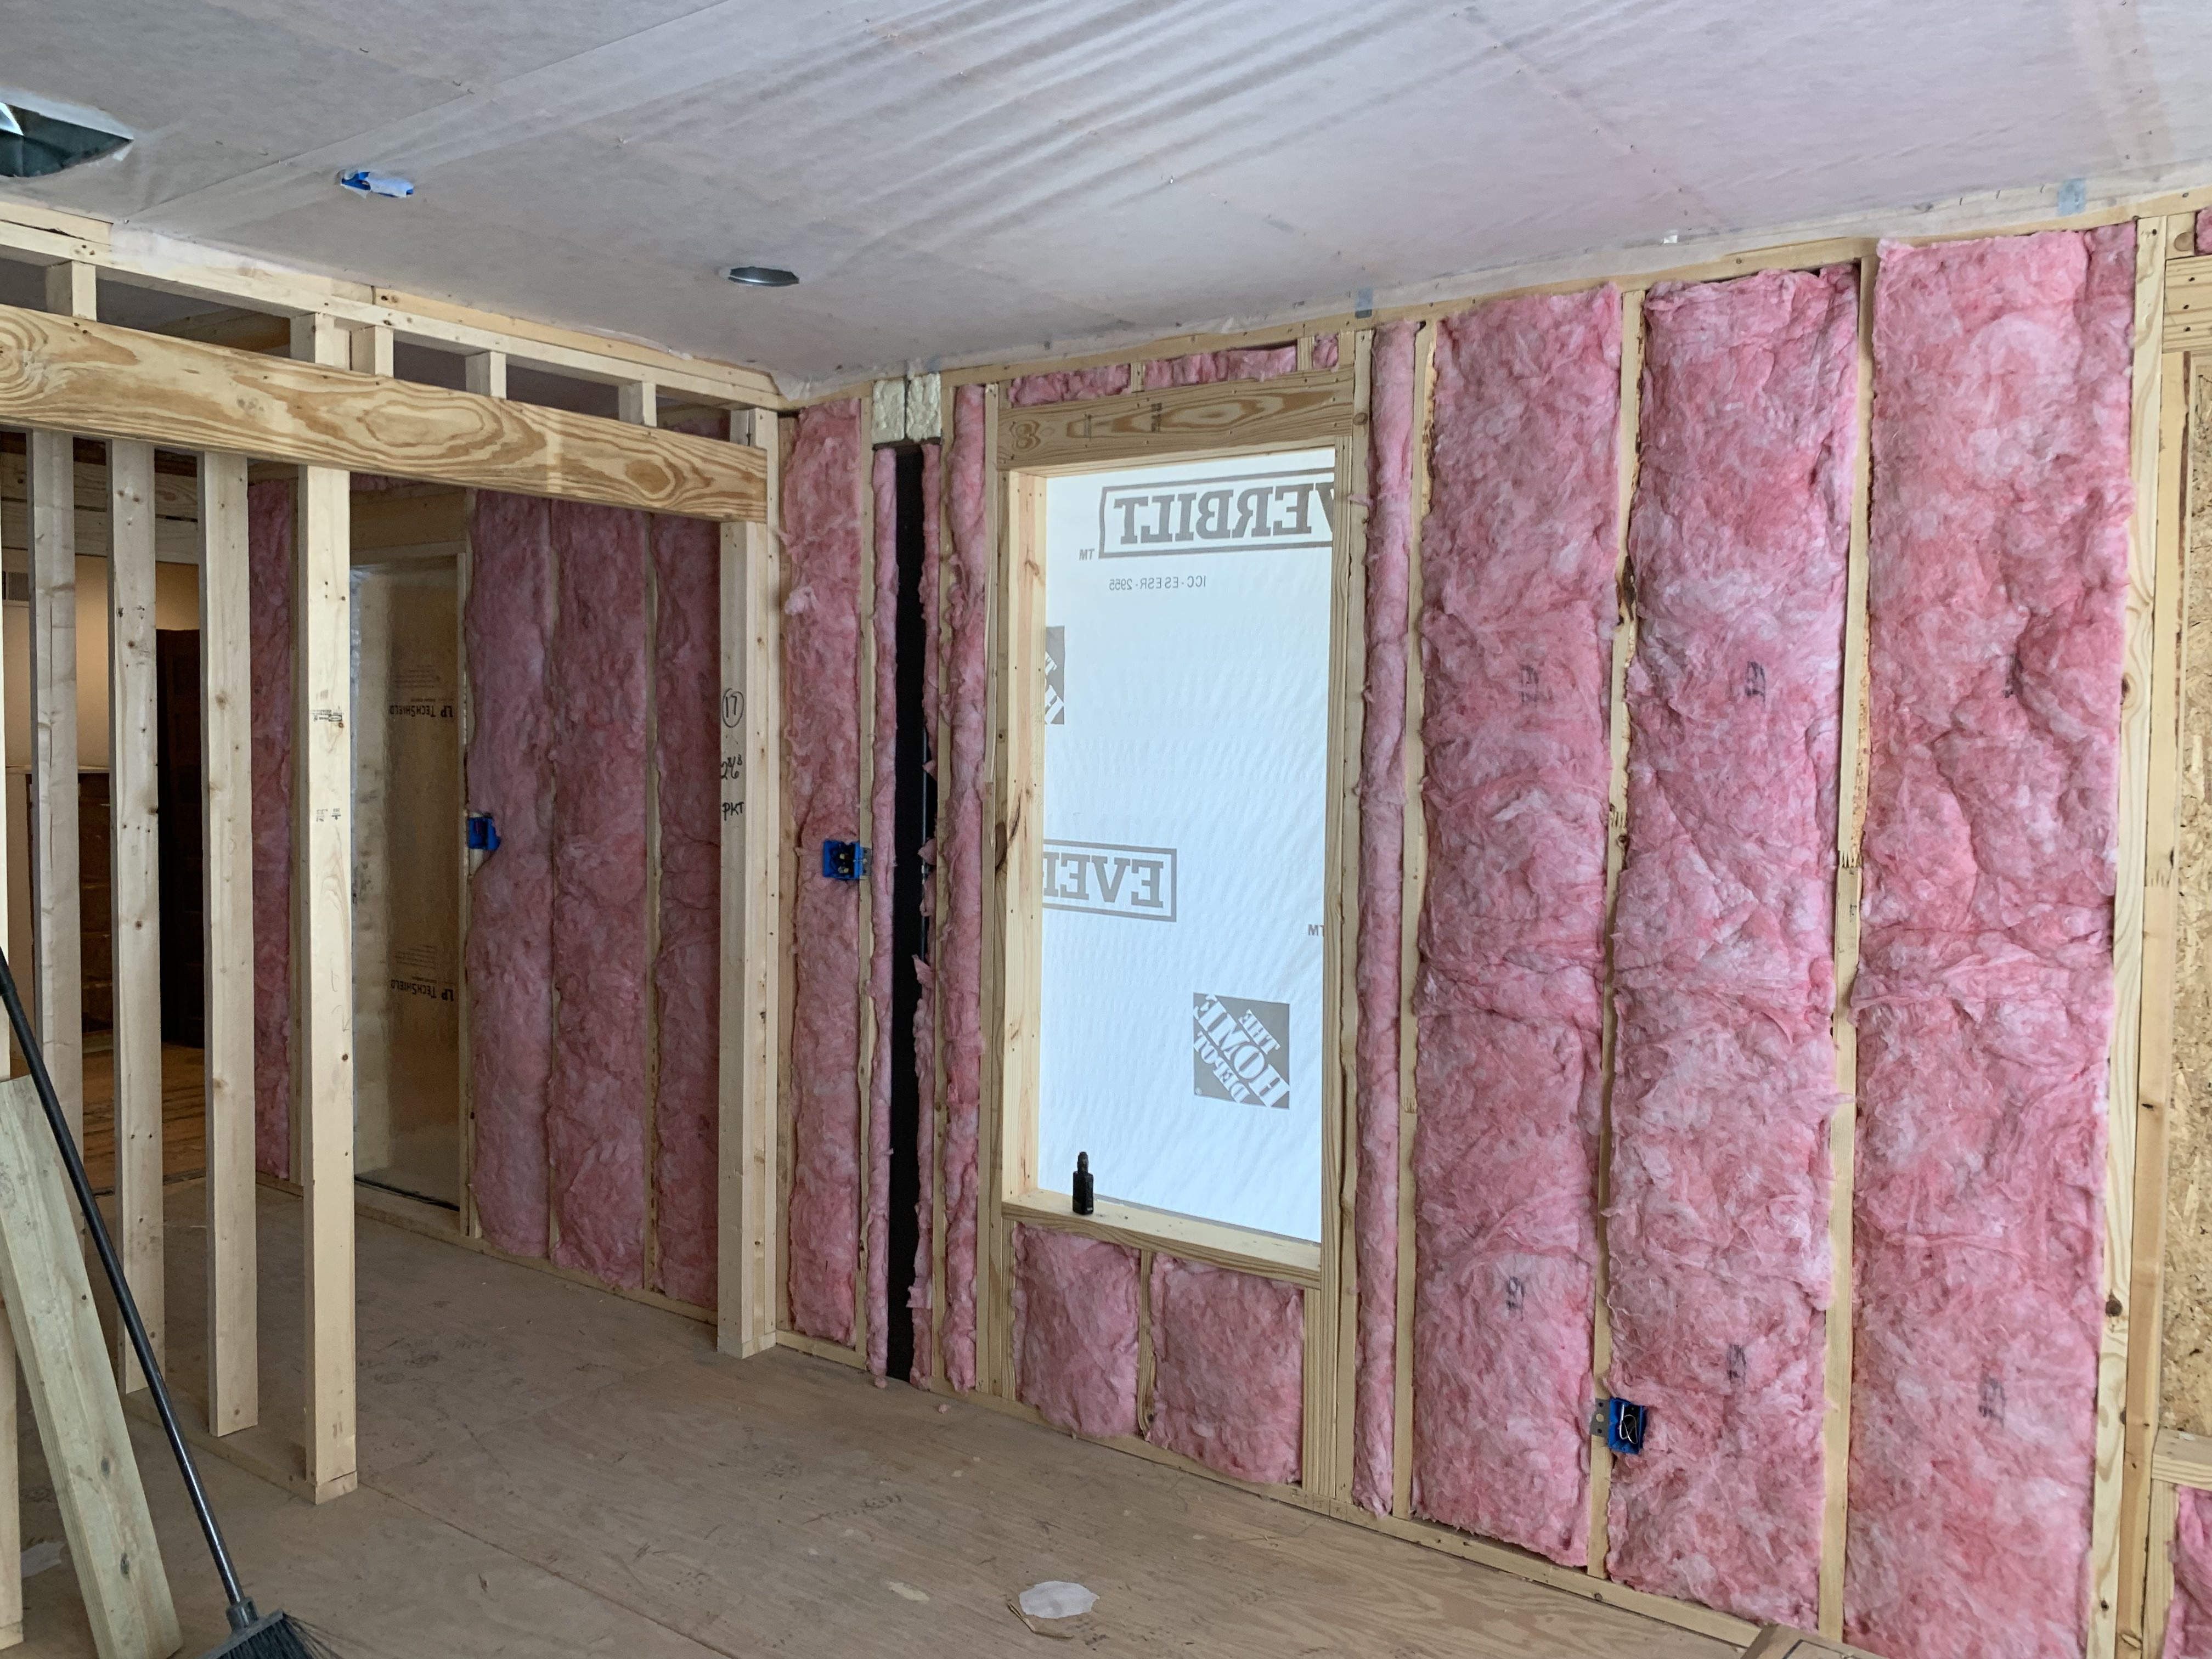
left=1144, top=346, right=1296, bottom=387
left=1013, top=1224, right=1138, bottom=1438
left=912, top=441, right=943, bottom=1387
left=651, top=511, right=721, bottom=1307
left=1603, top=266, right=1858, bottom=1624
left=866, top=447, right=899, bottom=1375
left=464, top=491, right=557, bottom=1257
left=1410, top=287, right=1620, bottom=1566
left=1847, top=227, right=2134, bottom=1659
left=248, top=477, right=294, bottom=1179
left=1008, top=365, right=1130, bottom=405
left=546, top=505, right=652, bottom=1288
left=1146, top=1257, right=1302, bottom=1486
left=783, top=399, right=869, bottom=1345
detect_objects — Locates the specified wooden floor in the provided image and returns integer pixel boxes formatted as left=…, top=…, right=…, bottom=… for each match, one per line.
left=13, top=1184, right=1734, bottom=1658
left=77, top=1040, right=207, bottom=1194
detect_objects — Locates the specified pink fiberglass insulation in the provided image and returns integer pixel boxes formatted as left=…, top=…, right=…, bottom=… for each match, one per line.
left=1013, top=1224, right=1139, bottom=1438
left=549, top=503, right=652, bottom=1289
left=940, top=387, right=989, bottom=1387
left=2198, top=208, right=2212, bottom=256
left=1142, top=345, right=1297, bottom=387
left=1146, top=1257, right=1302, bottom=1485
left=2170, top=1489, right=2212, bottom=1659
left=1313, top=334, right=1340, bottom=370
left=784, top=399, right=868, bottom=1345
left=866, top=447, right=899, bottom=1376
left=1847, top=228, right=2132, bottom=1659
left=1604, top=266, right=1858, bottom=1626
left=910, top=441, right=943, bottom=1387
left=247, top=478, right=293, bottom=1178
left=1352, top=319, right=1417, bottom=1516
left=651, top=510, right=721, bottom=1308
left=1007, top=364, right=1129, bottom=406
left=464, top=491, right=557, bottom=1259
left=1409, top=287, right=1619, bottom=1566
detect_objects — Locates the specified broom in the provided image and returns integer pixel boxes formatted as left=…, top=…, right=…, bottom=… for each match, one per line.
left=0, top=945, right=330, bottom=1658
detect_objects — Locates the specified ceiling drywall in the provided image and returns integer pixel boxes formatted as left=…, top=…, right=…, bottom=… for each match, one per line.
left=1, top=0, right=2208, bottom=394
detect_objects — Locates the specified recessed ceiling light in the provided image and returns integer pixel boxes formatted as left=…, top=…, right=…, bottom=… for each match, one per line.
left=726, top=266, right=799, bottom=287
left=0, top=100, right=129, bottom=179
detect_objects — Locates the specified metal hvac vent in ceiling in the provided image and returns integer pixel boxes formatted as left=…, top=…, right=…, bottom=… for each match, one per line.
left=0, top=101, right=129, bottom=178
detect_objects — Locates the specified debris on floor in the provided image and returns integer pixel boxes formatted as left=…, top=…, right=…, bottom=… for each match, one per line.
left=1013, top=1581, right=1100, bottom=1639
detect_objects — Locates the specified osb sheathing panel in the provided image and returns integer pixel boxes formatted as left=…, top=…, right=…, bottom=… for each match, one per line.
left=2164, top=358, right=2212, bottom=1433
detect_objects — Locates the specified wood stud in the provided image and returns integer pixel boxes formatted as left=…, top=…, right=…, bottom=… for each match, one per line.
left=29, top=425, right=83, bottom=1148
left=0, top=1073, right=179, bottom=1659
left=463, top=352, right=507, bottom=399
left=619, top=379, right=659, bottom=427
left=719, top=410, right=784, bottom=1357
left=2090, top=214, right=2173, bottom=1659
left=199, top=450, right=259, bottom=1435
left=1391, top=320, right=1437, bottom=1523
left=1587, top=284, right=1647, bottom=1577
left=295, top=457, right=357, bottom=1500
left=348, top=324, right=394, bottom=378
left=108, top=438, right=162, bottom=1393
left=2124, top=225, right=2205, bottom=1657
left=1816, top=251, right=1880, bottom=1634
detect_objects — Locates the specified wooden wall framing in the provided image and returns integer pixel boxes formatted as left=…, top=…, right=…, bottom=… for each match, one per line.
left=2135, top=228, right=2212, bottom=1659
left=830, top=198, right=2207, bottom=1659
left=0, top=252, right=785, bottom=1647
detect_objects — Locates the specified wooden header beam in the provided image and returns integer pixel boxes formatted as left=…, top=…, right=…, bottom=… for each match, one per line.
left=0, top=306, right=766, bottom=521
left=998, top=369, right=1354, bottom=469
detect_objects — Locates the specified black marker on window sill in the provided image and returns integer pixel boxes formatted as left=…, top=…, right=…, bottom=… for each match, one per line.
left=1073, top=1152, right=1094, bottom=1216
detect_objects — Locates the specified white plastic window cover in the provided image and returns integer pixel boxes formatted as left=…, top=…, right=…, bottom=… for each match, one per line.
left=1036, top=447, right=1336, bottom=1243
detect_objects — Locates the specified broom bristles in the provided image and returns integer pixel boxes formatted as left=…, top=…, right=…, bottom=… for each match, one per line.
left=199, top=1609, right=335, bottom=1659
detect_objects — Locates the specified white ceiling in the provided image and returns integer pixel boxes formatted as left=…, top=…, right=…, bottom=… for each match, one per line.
left=1, top=0, right=2207, bottom=394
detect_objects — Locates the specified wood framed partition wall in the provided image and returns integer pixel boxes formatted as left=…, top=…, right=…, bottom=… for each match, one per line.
left=0, top=259, right=785, bottom=1649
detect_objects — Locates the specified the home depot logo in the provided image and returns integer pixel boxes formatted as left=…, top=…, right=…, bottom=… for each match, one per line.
left=1043, top=840, right=1174, bottom=921
left=1099, top=467, right=1334, bottom=558
left=1193, top=993, right=1291, bottom=1109
left=1045, top=626, right=1065, bottom=725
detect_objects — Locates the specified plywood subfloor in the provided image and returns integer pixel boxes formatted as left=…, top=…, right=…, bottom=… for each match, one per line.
left=15, top=1184, right=1734, bottom=1657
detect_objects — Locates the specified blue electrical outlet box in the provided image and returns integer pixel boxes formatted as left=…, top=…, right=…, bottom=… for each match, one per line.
left=466, top=814, right=500, bottom=853
left=1604, top=1397, right=1647, bottom=1455
left=822, top=839, right=867, bottom=882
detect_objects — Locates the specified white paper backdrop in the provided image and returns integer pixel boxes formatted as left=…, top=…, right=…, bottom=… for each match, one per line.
left=1036, top=448, right=1335, bottom=1242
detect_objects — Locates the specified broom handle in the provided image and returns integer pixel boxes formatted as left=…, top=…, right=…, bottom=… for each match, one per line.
left=0, top=945, right=247, bottom=1611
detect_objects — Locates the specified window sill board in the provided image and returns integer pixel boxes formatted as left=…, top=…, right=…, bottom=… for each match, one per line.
left=1003, top=1190, right=1322, bottom=1288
